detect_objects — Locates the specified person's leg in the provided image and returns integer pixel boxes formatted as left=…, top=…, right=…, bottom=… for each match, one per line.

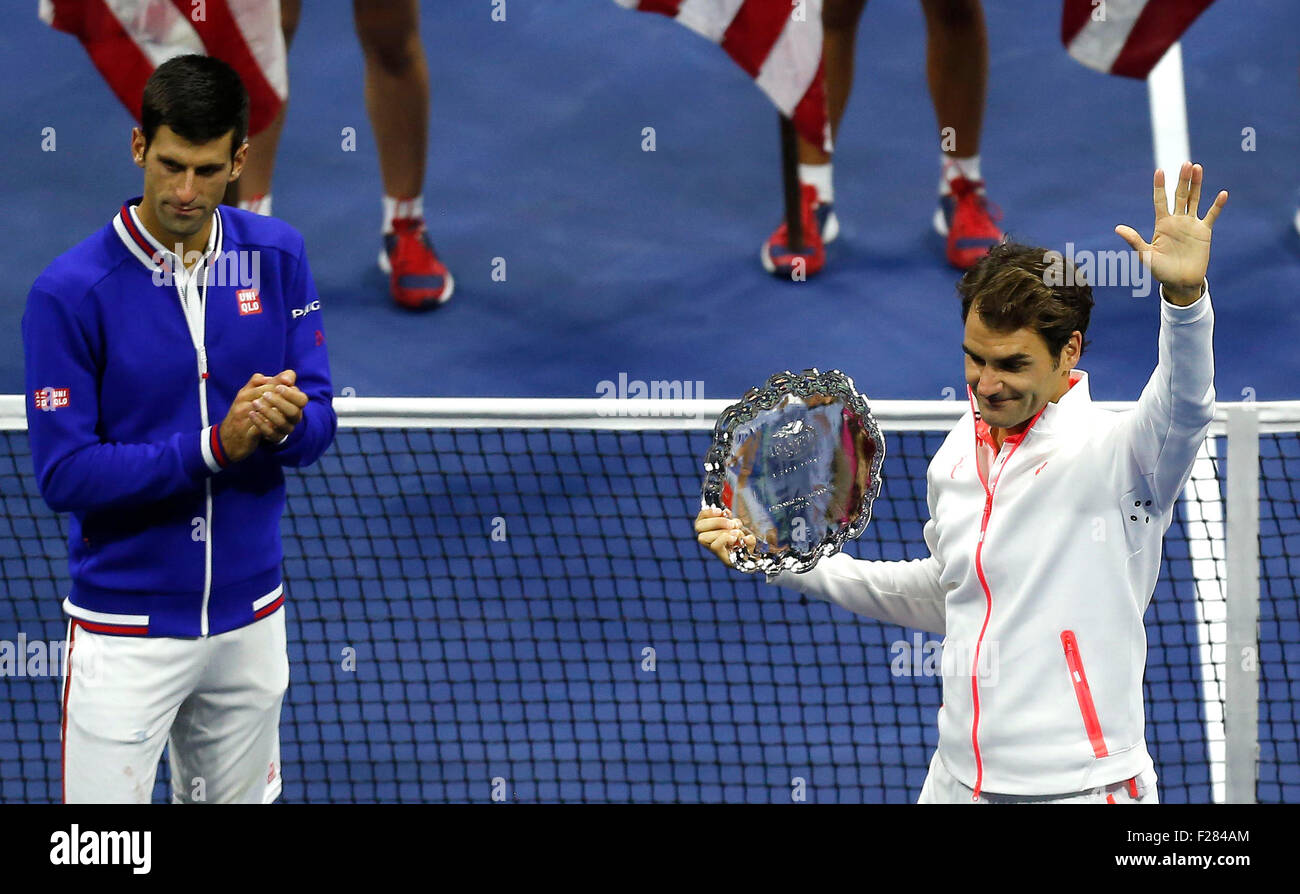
left=791, top=0, right=868, bottom=242
left=762, top=0, right=866, bottom=271
left=62, top=621, right=203, bottom=803
left=800, top=0, right=868, bottom=165
left=353, top=0, right=453, bottom=308
left=168, top=610, right=289, bottom=804
left=224, top=0, right=299, bottom=213
left=922, top=0, right=1000, bottom=269
left=920, top=0, right=986, bottom=164
left=354, top=0, right=428, bottom=205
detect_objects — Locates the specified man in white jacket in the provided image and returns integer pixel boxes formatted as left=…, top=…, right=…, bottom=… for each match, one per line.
left=696, top=163, right=1228, bottom=803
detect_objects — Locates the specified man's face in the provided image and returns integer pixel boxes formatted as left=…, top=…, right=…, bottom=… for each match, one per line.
left=963, top=308, right=1076, bottom=430
left=131, top=125, right=244, bottom=246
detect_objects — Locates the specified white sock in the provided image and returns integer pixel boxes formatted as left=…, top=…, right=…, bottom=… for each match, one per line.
left=383, top=195, right=424, bottom=233
left=237, top=193, right=272, bottom=216
left=798, top=163, right=834, bottom=205
left=939, top=155, right=982, bottom=195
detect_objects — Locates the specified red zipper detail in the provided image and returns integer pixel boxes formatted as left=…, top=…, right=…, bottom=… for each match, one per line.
left=963, top=390, right=1046, bottom=799
left=970, top=492, right=994, bottom=799
left=1061, top=630, right=1109, bottom=758
left=968, top=432, right=1034, bottom=799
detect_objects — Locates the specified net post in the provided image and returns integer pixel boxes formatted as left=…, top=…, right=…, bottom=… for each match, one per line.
left=1224, top=405, right=1260, bottom=804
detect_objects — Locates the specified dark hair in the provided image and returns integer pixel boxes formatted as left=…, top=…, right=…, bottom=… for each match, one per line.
left=957, top=240, right=1094, bottom=361
left=141, top=55, right=249, bottom=158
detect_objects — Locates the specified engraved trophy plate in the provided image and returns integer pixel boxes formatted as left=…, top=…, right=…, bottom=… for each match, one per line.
left=701, top=369, right=885, bottom=574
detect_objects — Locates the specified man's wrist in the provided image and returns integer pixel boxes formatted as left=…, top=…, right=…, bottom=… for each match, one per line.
left=1160, top=279, right=1207, bottom=307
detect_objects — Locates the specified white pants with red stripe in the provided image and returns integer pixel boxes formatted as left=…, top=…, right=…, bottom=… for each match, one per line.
left=61, top=610, right=288, bottom=804
left=917, top=750, right=1159, bottom=804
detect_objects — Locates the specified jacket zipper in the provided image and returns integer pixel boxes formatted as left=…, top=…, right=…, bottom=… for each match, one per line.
left=198, top=344, right=213, bottom=637
left=968, top=435, right=1028, bottom=799
left=970, top=492, right=994, bottom=799
left=174, top=255, right=214, bottom=637
left=1061, top=630, right=1109, bottom=758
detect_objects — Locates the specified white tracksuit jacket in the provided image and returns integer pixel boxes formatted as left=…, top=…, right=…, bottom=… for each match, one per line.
left=770, top=285, right=1214, bottom=797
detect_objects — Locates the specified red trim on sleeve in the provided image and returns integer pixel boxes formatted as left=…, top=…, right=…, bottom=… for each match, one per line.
left=210, top=425, right=229, bottom=468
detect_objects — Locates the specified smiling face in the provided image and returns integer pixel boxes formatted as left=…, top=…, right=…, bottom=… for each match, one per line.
left=131, top=124, right=244, bottom=252
left=963, top=304, right=1081, bottom=431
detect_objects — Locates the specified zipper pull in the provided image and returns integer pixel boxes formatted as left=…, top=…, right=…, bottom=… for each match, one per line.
left=198, top=346, right=209, bottom=380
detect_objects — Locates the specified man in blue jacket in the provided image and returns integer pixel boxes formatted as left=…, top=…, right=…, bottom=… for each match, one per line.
left=23, top=55, right=336, bottom=803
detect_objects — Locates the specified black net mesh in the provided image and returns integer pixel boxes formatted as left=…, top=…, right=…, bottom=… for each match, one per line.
left=1, top=426, right=1294, bottom=803
left=1258, top=431, right=1300, bottom=803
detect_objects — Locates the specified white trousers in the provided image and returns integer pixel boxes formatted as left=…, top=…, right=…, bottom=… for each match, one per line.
left=917, top=749, right=1159, bottom=804
left=61, top=609, right=289, bottom=804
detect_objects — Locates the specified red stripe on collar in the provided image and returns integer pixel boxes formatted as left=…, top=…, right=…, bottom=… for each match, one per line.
left=118, top=204, right=162, bottom=265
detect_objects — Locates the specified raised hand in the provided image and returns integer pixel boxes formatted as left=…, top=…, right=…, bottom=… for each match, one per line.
left=1114, top=162, right=1227, bottom=306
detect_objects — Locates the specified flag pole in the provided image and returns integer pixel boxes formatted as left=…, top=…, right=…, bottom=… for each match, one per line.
left=779, top=114, right=804, bottom=253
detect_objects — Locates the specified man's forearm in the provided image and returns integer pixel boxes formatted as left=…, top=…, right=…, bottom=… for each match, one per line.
left=1125, top=282, right=1215, bottom=510
left=35, top=427, right=220, bottom=514
left=769, top=551, right=947, bottom=634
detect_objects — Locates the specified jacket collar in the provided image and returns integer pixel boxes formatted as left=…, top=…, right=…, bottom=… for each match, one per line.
left=968, top=369, right=1091, bottom=446
left=1032, top=369, right=1091, bottom=437
left=111, top=197, right=223, bottom=274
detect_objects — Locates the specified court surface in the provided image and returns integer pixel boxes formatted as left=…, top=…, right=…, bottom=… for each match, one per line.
left=0, top=0, right=1296, bottom=402
left=0, top=1, right=1295, bottom=804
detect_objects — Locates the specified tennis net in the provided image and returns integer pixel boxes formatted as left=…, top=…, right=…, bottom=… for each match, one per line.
left=1, top=396, right=1296, bottom=803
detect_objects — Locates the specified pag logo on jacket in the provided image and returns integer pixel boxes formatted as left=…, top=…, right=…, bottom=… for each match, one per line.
left=291, top=299, right=321, bottom=319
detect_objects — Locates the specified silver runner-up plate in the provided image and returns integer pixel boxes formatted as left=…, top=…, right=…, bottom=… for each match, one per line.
left=701, top=369, right=885, bottom=575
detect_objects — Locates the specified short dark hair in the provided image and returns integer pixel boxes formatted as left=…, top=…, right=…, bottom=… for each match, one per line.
left=140, top=55, right=249, bottom=159
left=957, top=240, right=1094, bottom=361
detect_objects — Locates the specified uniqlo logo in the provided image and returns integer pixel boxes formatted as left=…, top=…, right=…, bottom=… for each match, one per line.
left=34, top=387, right=70, bottom=411
left=237, top=288, right=262, bottom=315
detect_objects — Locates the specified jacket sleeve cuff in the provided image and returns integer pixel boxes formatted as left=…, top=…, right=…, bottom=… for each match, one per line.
left=199, top=424, right=232, bottom=473
left=1159, top=280, right=1210, bottom=322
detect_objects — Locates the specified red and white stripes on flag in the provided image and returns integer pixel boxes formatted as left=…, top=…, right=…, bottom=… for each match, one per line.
left=1062, top=0, right=1216, bottom=79
left=40, top=0, right=287, bottom=136
left=616, top=0, right=830, bottom=151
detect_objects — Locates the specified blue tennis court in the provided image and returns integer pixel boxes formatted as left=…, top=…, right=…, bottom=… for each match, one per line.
left=0, top=1, right=1295, bottom=803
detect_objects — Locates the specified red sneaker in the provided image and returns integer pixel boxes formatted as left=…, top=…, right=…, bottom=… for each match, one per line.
left=379, top=218, right=454, bottom=309
left=760, top=183, right=826, bottom=279
left=934, top=176, right=1003, bottom=270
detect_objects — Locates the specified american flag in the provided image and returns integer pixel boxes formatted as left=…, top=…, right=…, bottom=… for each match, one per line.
left=616, top=0, right=830, bottom=151
left=40, top=0, right=287, bottom=135
left=1062, top=0, right=1217, bottom=78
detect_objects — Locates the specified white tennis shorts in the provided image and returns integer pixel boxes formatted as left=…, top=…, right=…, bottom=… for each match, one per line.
left=917, top=749, right=1159, bottom=804
left=60, top=608, right=289, bottom=804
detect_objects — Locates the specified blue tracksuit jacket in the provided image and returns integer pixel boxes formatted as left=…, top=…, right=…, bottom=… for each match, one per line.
left=23, top=200, right=336, bottom=637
